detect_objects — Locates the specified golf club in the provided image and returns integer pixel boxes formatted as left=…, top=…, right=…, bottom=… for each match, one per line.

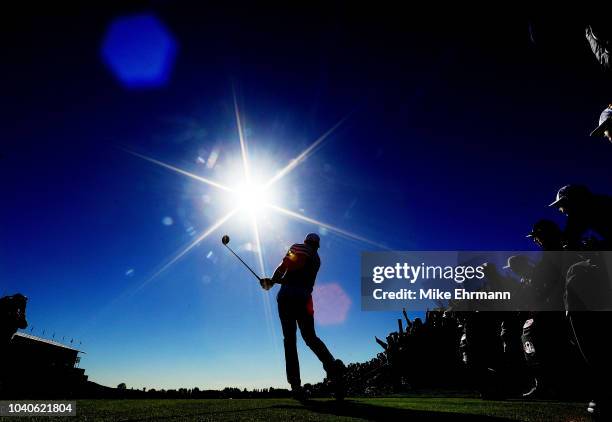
left=221, top=235, right=262, bottom=281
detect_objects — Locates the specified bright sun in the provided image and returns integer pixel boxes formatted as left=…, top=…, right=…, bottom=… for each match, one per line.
left=234, top=183, right=270, bottom=215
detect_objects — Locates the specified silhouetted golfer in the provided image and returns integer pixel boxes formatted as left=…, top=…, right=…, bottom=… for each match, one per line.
left=260, top=233, right=345, bottom=400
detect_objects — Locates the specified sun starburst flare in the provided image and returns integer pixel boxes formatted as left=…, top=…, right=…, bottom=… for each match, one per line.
left=127, top=98, right=384, bottom=286
left=123, top=98, right=382, bottom=366
left=263, top=113, right=351, bottom=189
left=124, top=149, right=234, bottom=193
left=266, top=204, right=388, bottom=250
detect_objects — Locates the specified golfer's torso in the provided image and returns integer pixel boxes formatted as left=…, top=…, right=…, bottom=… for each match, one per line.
left=277, top=244, right=320, bottom=301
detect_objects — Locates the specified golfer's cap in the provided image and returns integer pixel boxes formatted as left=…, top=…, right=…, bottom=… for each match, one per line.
left=304, top=233, right=320, bottom=247
left=590, top=105, right=612, bottom=137
left=14, top=293, right=27, bottom=300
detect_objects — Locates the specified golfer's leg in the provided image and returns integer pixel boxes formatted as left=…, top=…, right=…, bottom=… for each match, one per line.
left=297, top=312, right=335, bottom=372
left=278, top=301, right=300, bottom=387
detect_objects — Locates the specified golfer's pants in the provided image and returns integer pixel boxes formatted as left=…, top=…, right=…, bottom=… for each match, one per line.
left=278, top=296, right=335, bottom=387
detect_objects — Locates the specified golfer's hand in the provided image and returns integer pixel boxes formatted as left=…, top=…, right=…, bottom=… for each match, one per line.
left=260, top=278, right=274, bottom=291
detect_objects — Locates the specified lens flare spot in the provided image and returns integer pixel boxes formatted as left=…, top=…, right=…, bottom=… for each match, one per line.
left=312, top=282, right=351, bottom=325
left=101, top=13, right=177, bottom=89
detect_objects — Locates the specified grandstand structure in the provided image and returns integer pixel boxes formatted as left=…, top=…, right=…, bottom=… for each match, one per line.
left=3, top=332, right=88, bottom=397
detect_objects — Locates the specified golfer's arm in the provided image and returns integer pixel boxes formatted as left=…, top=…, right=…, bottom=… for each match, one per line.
left=271, top=262, right=288, bottom=284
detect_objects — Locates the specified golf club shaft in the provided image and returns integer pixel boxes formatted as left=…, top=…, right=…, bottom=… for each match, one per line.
left=224, top=244, right=261, bottom=281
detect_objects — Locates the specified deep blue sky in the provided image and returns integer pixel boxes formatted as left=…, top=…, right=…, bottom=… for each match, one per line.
left=1, top=6, right=611, bottom=389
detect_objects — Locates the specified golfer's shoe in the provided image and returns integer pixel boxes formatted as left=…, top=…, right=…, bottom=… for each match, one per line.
left=291, top=385, right=309, bottom=403
left=330, top=359, right=346, bottom=401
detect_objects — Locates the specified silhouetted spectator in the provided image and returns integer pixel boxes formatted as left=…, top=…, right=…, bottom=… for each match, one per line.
left=0, top=294, right=27, bottom=346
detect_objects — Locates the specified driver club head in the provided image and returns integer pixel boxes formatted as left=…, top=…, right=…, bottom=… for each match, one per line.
left=221, top=234, right=230, bottom=245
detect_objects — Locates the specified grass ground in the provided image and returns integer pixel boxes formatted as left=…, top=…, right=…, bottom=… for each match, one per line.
left=32, top=397, right=589, bottom=421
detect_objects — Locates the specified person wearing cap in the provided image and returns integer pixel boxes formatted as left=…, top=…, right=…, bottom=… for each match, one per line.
left=474, top=261, right=526, bottom=398
left=525, top=220, right=573, bottom=312
left=518, top=222, right=573, bottom=399
left=527, top=220, right=562, bottom=251
left=549, top=185, right=612, bottom=249
left=590, top=105, right=612, bottom=143
left=549, top=185, right=612, bottom=311
left=503, top=255, right=534, bottom=281
left=259, top=233, right=345, bottom=400
left=550, top=187, right=612, bottom=417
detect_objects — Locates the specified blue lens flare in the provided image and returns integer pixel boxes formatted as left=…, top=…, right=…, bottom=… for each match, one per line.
left=101, top=14, right=177, bottom=89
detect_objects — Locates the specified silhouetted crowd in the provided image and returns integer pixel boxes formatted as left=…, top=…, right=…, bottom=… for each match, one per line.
left=339, top=310, right=464, bottom=396
left=316, top=182, right=612, bottom=419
